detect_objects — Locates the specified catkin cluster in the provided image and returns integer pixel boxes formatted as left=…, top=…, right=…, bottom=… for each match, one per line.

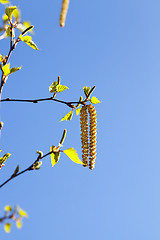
left=59, top=0, right=70, bottom=27
left=80, top=104, right=97, bottom=170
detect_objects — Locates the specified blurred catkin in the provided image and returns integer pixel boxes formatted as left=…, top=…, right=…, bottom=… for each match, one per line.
left=59, top=0, right=70, bottom=27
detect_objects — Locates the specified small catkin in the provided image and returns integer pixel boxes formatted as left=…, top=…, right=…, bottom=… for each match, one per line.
left=59, top=0, right=70, bottom=27
left=80, top=105, right=89, bottom=167
left=87, top=104, right=97, bottom=170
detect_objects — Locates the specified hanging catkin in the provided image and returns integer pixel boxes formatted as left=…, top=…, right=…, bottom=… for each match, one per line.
left=87, top=104, right=97, bottom=170
left=59, top=0, right=70, bottom=27
left=80, top=105, right=89, bottom=167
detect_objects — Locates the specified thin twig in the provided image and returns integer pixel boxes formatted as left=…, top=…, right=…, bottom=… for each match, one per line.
left=0, top=151, right=52, bottom=189
left=0, top=97, right=85, bottom=108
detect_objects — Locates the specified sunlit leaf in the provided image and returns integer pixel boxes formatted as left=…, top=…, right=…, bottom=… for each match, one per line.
left=76, top=107, right=81, bottom=115
left=2, top=14, right=8, bottom=23
left=90, top=96, right=101, bottom=104
left=83, top=86, right=91, bottom=98
left=19, top=35, right=39, bottom=50
left=60, top=110, right=73, bottom=121
left=12, top=8, right=20, bottom=20
left=0, top=54, right=3, bottom=63
left=16, top=220, right=22, bottom=229
left=49, top=81, right=58, bottom=93
left=6, top=26, right=12, bottom=37
left=0, top=0, right=10, bottom=4
left=76, top=96, right=83, bottom=108
left=5, top=6, right=17, bottom=18
left=4, top=223, right=11, bottom=233
left=23, top=21, right=34, bottom=34
left=0, top=153, right=11, bottom=164
left=56, top=84, right=69, bottom=92
left=50, top=146, right=60, bottom=167
left=63, top=148, right=83, bottom=164
left=4, top=205, right=12, bottom=212
left=10, top=66, right=21, bottom=74
left=19, top=208, right=28, bottom=218
left=1, top=63, right=10, bottom=76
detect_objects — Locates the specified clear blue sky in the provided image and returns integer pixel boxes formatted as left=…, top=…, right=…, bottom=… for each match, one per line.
left=1, top=0, right=160, bottom=239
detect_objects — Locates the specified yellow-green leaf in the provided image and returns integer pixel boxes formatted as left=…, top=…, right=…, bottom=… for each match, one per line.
left=23, top=21, right=34, bottom=34
left=16, top=220, right=22, bottom=229
left=2, top=14, right=8, bottom=23
left=11, top=165, right=19, bottom=177
left=4, top=205, right=12, bottom=212
left=0, top=153, right=11, bottom=164
left=6, top=26, right=12, bottom=37
left=90, top=96, right=101, bottom=104
left=5, top=6, right=17, bottom=18
left=50, top=146, right=60, bottom=167
left=60, top=110, right=73, bottom=122
left=1, top=63, right=10, bottom=76
left=4, top=223, right=11, bottom=233
left=0, top=55, right=3, bottom=63
left=19, top=208, right=28, bottom=218
left=19, top=35, right=39, bottom=50
left=56, top=84, right=69, bottom=92
left=12, top=8, right=20, bottom=20
left=0, top=0, right=9, bottom=4
left=49, top=81, right=58, bottom=93
left=63, top=148, right=83, bottom=164
left=83, top=86, right=91, bottom=98
left=76, top=107, right=81, bottom=115
left=76, top=96, right=83, bottom=108
left=36, top=150, right=43, bottom=157
left=10, top=66, right=21, bottom=74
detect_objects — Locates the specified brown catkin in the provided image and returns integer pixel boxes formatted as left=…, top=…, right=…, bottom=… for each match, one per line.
left=80, top=105, right=89, bottom=167
left=87, top=104, right=97, bottom=170
left=59, top=0, right=70, bottom=27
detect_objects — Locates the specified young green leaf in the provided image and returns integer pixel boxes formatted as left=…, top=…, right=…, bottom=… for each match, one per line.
left=1, top=63, right=10, bottom=76
left=10, top=66, right=22, bottom=74
left=4, top=223, right=11, bottom=233
left=0, top=55, right=3, bottom=64
left=23, top=21, right=34, bottom=33
left=19, top=35, right=39, bottom=50
left=83, top=86, right=91, bottom=98
left=56, top=84, right=69, bottom=92
left=60, top=110, right=73, bottom=121
left=49, top=81, right=58, bottom=93
left=4, top=205, right=12, bottom=212
left=16, top=220, right=22, bottom=229
left=90, top=96, right=101, bottom=104
left=0, top=153, right=11, bottom=164
left=63, top=148, right=83, bottom=164
left=2, top=14, right=8, bottom=23
left=76, top=107, right=81, bottom=115
left=76, top=96, right=83, bottom=108
left=50, top=146, right=60, bottom=167
left=5, top=6, right=17, bottom=18
left=0, top=0, right=10, bottom=4
left=18, top=208, right=28, bottom=218
left=12, top=8, right=20, bottom=20
left=11, top=165, right=19, bottom=177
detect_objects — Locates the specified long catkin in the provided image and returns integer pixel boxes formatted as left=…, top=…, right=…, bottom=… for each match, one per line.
left=87, top=104, right=97, bottom=170
left=80, top=105, right=89, bottom=167
left=59, top=0, right=70, bottom=27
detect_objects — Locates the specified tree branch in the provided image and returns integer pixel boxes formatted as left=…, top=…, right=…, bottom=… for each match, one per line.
left=0, top=97, right=85, bottom=108
left=0, top=151, right=53, bottom=189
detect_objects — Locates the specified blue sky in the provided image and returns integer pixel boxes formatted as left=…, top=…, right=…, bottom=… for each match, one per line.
left=1, top=0, right=160, bottom=239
